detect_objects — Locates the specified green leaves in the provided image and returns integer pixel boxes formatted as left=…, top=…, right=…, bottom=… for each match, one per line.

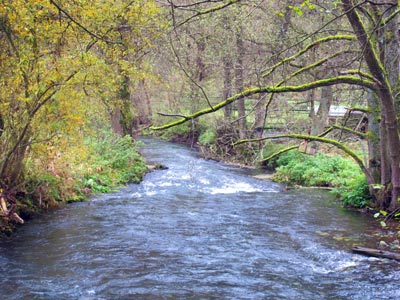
left=288, top=5, right=303, bottom=16
left=272, top=150, right=370, bottom=208
left=288, top=0, right=315, bottom=17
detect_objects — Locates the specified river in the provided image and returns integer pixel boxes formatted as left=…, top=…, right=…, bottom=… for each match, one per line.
left=0, top=138, right=399, bottom=299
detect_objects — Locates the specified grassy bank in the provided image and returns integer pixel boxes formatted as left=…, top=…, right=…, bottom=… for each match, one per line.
left=0, top=130, right=147, bottom=236
left=269, top=149, right=371, bottom=208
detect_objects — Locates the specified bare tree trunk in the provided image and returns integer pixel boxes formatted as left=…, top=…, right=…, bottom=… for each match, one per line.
left=223, top=55, right=233, bottom=120
left=110, top=108, right=124, bottom=136
left=235, top=25, right=246, bottom=139
left=367, top=90, right=381, bottom=183
left=0, top=112, right=3, bottom=138
left=142, top=79, right=153, bottom=120
left=252, top=94, right=267, bottom=138
left=132, top=79, right=152, bottom=134
left=309, top=86, right=332, bottom=152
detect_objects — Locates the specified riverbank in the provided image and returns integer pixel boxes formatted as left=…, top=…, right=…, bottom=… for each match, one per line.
left=0, top=133, right=148, bottom=237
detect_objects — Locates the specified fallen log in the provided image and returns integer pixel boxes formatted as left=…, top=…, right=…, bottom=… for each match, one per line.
left=352, top=246, right=400, bottom=261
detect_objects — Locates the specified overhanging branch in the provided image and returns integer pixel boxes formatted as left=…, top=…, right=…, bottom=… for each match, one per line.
left=332, top=124, right=368, bottom=138
left=235, top=133, right=373, bottom=183
left=150, top=75, right=377, bottom=130
left=260, top=127, right=334, bottom=163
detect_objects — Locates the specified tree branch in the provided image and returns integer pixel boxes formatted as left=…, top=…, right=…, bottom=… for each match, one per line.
left=332, top=124, right=368, bottom=138
left=177, top=0, right=241, bottom=27
left=262, top=35, right=357, bottom=78
left=168, top=32, right=214, bottom=110
left=261, top=145, right=298, bottom=163
left=235, top=133, right=373, bottom=183
left=151, top=75, right=376, bottom=130
left=49, top=0, right=121, bottom=45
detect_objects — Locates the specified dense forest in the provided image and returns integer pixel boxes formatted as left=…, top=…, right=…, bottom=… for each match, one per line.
left=1, top=0, right=400, bottom=232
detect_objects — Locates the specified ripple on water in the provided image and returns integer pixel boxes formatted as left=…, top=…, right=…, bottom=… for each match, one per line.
left=1, top=138, right=400, bottom=299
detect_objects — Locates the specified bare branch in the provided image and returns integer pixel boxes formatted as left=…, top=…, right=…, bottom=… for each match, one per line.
left=177, top=0, right=241, bottom=27
left=262, top=35, right=357, bottom=78
left=157, top=112, right=187, bottom=118
left=168, top=32, right=214, bottom=110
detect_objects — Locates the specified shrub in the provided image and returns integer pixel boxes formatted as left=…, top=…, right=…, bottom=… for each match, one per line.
left=272, top=149, right=370, bottom=207
left=22, top=128, right=147, bottom=210
left=84, top=129, right=147, bottom=189
left=332, top=175, right=371, bottom=208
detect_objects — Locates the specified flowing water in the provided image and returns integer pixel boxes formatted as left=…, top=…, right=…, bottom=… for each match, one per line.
left=0, top=138, right=399, bottom=299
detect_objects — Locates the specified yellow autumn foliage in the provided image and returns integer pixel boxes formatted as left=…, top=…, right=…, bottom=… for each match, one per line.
left=0, top=0, right=163, bottom=223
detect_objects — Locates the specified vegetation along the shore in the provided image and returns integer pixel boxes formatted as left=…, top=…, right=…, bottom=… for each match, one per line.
left=2, top=0, right=400, bottom=234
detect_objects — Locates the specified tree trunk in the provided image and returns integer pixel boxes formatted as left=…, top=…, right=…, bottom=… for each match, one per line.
left=110, top=108, right=124, bottom=136
left=223, top=55, right=233, bottom=120
left=310, top=86, right=332, bottom=152
left=380, top=2, right=400, bottom=210
left=235, top=25, right=246, bottom=139
left=352, top=246, right=400, bottom=261
left=343, top=0, right=400, bottom=210
left=0, top=112, right=3, bottom=138
left=118, top=75, right=134, bottom=136
left=367, top=90, right=381, bottom=183
left=252, top=94, right=268, bottom=138
left=132, top=79, right=152, bottom=135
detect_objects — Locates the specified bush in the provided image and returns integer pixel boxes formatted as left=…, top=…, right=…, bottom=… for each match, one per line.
left=272, top=150, right=370, bottom=207
left=332, top=175, right=371, bottom=208
left=84, top=129, right=147, bottom=189
left=22, top=128, right=147, bottom=210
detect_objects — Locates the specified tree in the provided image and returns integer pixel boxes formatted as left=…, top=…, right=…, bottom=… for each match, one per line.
left=0, top=0, right=161, bottom=222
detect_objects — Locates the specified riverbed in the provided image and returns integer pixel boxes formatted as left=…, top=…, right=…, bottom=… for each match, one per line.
left=0, top=138, right=399, bottom=299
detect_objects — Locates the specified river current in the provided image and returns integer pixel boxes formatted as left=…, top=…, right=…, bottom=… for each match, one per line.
left=0, top=138, right=399, bottom=299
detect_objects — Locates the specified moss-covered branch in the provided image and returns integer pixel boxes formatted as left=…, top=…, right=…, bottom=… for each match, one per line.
left=234, top=133, right=373, bottom=183
left=347, top=107, right=371, bottom=114
left=261, top=145, right=298, bottom=163
left=260, top=127, right=334, bottom=163
left=281, top=50, right=356, bottom=84
left=262, top=35, right=357, bottom=78
left=332, top=124, right=368, bottom=138
left=151, top=86, right=261, bottom=130
left=151, top=76, right=376, bottom=130
left=339, top=69, right=380, bottom=85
